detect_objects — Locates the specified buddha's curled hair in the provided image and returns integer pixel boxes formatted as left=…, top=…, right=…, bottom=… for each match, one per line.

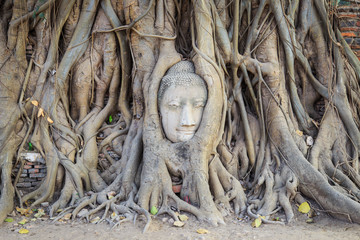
left=158, top=61, right=207, bottom=101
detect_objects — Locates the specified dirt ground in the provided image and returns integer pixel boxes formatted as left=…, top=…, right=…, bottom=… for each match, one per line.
left=1, top=204, right=360, bottom=240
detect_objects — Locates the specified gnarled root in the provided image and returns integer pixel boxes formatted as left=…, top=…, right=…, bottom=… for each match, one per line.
left=209, top=156, right=246, bottom=217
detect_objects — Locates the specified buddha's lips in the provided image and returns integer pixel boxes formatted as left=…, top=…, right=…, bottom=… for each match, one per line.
left=176, top=129, right=195, bottom=135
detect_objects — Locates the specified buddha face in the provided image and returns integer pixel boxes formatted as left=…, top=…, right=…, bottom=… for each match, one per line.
left=159, top=84, right=207, bottom=142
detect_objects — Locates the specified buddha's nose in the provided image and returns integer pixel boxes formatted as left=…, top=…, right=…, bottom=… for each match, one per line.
left=180, top=105, right=196, bottom=127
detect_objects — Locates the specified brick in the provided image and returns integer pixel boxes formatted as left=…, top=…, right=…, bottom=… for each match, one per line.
left=25, top=161, right=36, bottom=165
left=13, top=169, right=28, bottom=174
left=339, top=19, right=359, bottom=28
left=342, top=32, right=356, bottom=37
left=338, top=14, right=359, bottom=18
left=17, top=178, right=24, bottom=183
left=23, top=165, right=32, bottom=169
left=34, top=164, right=46, bottom=169
left=345, top=38, right=354, bottom=44
left=28, top=168, right=39, bottom=174
left=339, top=20, right=356, bottom=28
left=30, top=173, right=46, bottom=178
left=20, top=174, right=27, bottom=177
left=31, top=181, right=41, bottom=186
left=40, top=169, right=47, bottom=173
left=16, top=182, right=31, bottom=188
left=23, top=178, right=34, bottom=182
left=340, top=27, right=360, bottom=32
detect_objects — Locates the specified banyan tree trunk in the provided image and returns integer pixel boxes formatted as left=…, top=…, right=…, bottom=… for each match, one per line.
left=0, top=0, right=360, bottom=230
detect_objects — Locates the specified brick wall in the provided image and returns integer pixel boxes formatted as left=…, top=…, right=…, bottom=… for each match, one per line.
left=13, top=153, right=47, bottom=194
left=337, top=1, right=360, bottom=60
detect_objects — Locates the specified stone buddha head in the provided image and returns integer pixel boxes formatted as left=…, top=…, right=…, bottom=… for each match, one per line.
left=158, top=61, right=208, bottom=143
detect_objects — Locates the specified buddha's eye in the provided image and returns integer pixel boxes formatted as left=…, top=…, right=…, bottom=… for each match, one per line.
left=194, top=102, right=205, bottom=108
left=168, top=102, right=180, bottom=108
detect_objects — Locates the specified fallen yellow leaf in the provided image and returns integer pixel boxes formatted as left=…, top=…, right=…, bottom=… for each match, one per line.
left=18, top=219, right=28, bottom=225
left=178, top=214, right=188, bottom=222
left=63, top=213, right=72, bottom=220
left=34, top=208, right=45, bottom=218
left=19, top=228, right=29, bottom=234
left=90, top=216, right=100, bottom=224
left=31, top=100, right=39, bottom=106
left=251, top=217, right=262, bottom=228
left=298, top=202, right=311, bottom=214
left=306, top=218, right=314, bottom=224
left=196, top=228, right=209, bottom=234
left=173, top=221, right=185, bottom=227
left=295, top=130, right=303, bottom=136
left=47, top=117, right=54, bottom=124
left=16, top=207, right=32, bottom=215
left=37, top=108, right=44, bottom=117
left=111, top=212, right=117, bottom=220
left=308, top=209, right=317, bottom=218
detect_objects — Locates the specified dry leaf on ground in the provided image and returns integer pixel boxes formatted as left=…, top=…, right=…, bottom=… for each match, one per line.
left=19, top=228, right=29, bottom=234
left=173, top=221, right=185, bottom=227
left=298, top=202, right=311, bottom=214
left=90, top=216, right=100, bottom=224
left=178, top=214, right=188, bottom=221
left=251, top=217, right=262, bottom=228
left=63, top=213, right=72, bottom=220
left=196, top=228, right=209, bottom=234
left=18, top=219, right=28, bottom=225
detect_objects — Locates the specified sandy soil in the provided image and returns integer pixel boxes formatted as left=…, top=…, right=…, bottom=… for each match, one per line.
left=1, top=205, right=359, bottom=240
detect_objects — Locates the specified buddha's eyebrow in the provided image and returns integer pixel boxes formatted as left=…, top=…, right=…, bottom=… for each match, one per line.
left=168, top=100, right=180, bottom=104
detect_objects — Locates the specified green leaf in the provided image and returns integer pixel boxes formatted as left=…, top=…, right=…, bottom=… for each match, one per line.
left=251, top=217, right=262, bottom=228
left=32, top=6, right=40, bottom=19
left=39, top=12, right=45, bottom=19
left=150, top=206, right=158, bottom=215
left=34, top=211, right=45, bottom=218
left=28, top=142, right=33, bottom=151
left=108, top=115, right=113, bottom=123
left=4, top=218, right=14, bottom=223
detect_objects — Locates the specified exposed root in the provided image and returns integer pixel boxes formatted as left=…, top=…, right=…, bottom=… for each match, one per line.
left=1, top=0, right=360, bottom=230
